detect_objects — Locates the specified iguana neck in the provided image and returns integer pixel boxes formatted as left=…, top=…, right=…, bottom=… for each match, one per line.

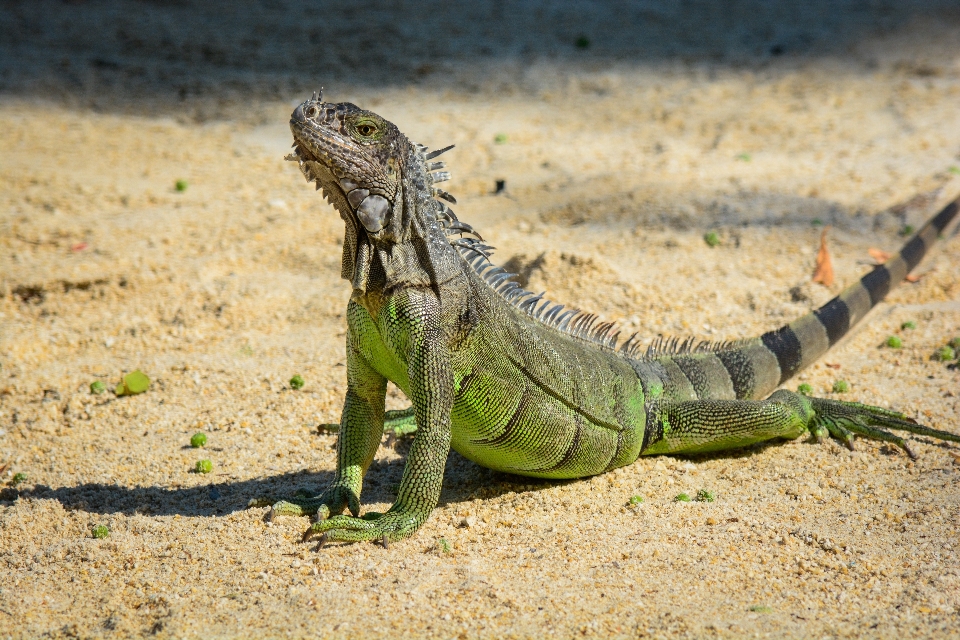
left=335, top=144, right=460, bottom=311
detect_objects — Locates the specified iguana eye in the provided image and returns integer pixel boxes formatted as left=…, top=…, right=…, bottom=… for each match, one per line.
left=355, top=124, right=377, bottom=137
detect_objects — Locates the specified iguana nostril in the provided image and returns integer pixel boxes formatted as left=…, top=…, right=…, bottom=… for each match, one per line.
left=291, top=104, right=305, bottom=123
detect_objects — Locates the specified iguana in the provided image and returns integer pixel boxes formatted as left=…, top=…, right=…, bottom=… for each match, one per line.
left=267, top=92, right=960, bottom=546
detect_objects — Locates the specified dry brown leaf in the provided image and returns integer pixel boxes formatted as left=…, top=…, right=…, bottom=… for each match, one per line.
left=868, top=247, right=891, bottom=264
left=812, top=226, right=834, bottom=287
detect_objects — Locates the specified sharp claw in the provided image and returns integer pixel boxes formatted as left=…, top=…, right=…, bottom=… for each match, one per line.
left=316, top=534, right=329, bottom=550
left=381, top=534, right=389, bottom=549
left=845, top=439, right=856, bottom=452
left=903, top=443, right=918, bottom=460
left=267, top=507, right=276, bottom=523
left=302, top=527, right=315, bottom=543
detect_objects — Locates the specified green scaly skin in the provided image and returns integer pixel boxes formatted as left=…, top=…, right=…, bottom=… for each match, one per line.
left=261, top=93, right=960, bottom=546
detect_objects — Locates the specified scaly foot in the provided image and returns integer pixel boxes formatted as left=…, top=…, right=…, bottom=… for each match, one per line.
left=250, top=482, right=360, bottom=523
left=798, top=393, right=960, bottom=459
left=302, top=508, right=425, bottom=546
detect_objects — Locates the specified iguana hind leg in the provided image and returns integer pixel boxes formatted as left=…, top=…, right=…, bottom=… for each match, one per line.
left=642, top=390, right=959, bottom=457
left=382, top=407, right=418, bottom=436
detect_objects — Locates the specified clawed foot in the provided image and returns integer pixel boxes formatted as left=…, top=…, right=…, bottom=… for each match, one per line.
left=302, top=510, right=421, bottom=547
left=249, top=483, right=359, bottom=525
left=806, top=396, right=960, bottom=459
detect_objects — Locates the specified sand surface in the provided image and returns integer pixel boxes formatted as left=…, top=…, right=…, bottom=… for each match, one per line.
left=2, top=2, right=960, bottom=638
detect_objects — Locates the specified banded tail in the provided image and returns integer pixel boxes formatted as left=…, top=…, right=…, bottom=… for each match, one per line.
left=663, top=194, right=960, bottom=401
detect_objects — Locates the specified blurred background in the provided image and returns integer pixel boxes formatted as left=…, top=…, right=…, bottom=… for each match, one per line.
left=3, top=0, right=960, bottom=120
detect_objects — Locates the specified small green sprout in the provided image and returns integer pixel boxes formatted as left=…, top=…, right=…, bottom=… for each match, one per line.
left=11, top=472, right=27, bottom=486
left=190, top=432, right=207, bottom=448
left=92, top=524, right=109, bottom=539
left=175, top=179, right=188, bottom=192
left=438, top=538, right=452, bottom=554
left=195, top=459, right=213, bottom=474
left=749, top=605, right=773, bottom=614
left=575, top=35, right=590, bottom=49
left=674, top=493, right=691, bottom=502
left=695, top=489, right=716, bottom=503
left=885, top=336, right=902, bottom=349
left=948, top=166, right=960, bottom=175
left=797, top=383, right=813, bottom=396
left=934, top=346, right=957, bottom=362
left=901, top=321, right=916, bottom=330
left=703, top=231, right=721, bottom=248
left=115, top=370, right=150, bottom=396
left=89, top=380, right=106, bottom=395
left=811, top=218, right=823, bottom=226
left=949, top=337, right=960, bottom=350
left=735, top=153, right=752, bottom=162
left=628, top=495, right=644, bottom=506
left=899, top=225, right=915, bottom=237
left=493, top=133, right=508, bottom=145
left=289, top=374, right=305, bottom=390
left=832, top=380, right=849, bottom=393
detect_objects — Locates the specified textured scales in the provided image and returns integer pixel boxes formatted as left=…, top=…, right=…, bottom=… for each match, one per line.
left=265, top=93, right=960, bottom=546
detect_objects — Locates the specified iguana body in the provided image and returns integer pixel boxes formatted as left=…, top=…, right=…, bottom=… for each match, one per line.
left=269, top=94, right=960, bottom=545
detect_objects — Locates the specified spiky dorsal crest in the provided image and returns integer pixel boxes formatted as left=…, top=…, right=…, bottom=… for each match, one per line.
left=452, top=238, right=626, bottom=351
left=640, top=336, right=754, bottom=359
left=418, top=143, right=751, bottom=361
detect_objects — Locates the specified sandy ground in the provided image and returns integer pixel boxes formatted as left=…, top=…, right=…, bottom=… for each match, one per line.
left=2, top=2, right=960, bottom=638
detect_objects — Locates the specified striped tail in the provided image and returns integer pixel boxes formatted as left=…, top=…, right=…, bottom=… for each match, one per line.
left=754, top=193, right=960, bottom=394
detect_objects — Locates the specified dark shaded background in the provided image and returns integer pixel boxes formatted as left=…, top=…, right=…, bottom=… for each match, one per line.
left=3, top=0, right=959, bottom=120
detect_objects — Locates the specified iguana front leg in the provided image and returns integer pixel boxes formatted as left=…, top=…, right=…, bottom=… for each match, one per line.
left=642, top=390, right=960, bottom=457
left=268, top=338, right=387, bottom=521
left=304, top=307, right=455, bottom=545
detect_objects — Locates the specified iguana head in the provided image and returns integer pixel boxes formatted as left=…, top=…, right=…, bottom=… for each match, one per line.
left=289, top=94, right=458, bottom=293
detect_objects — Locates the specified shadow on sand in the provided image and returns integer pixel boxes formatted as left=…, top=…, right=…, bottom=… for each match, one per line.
left=3, top=1, right=958, bottom=118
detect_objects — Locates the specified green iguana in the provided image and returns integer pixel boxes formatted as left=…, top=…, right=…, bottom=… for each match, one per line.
left=267, top=92, right=960, bottom=546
